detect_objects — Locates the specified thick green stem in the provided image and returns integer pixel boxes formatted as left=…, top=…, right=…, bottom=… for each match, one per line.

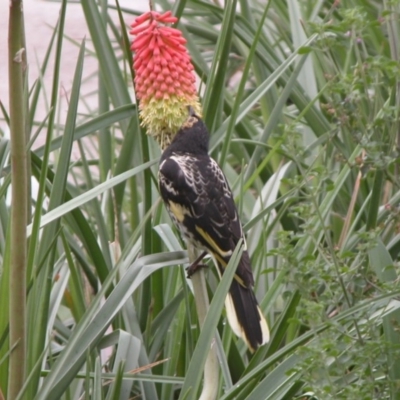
left=8, top=0, right=28, bottom=398
left=188, top=246, right=219, bottom=400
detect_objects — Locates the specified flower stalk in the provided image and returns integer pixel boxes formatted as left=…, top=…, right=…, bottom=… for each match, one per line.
left=131, top=11, right=219, bottom=399
left=8, top=0, right=28, bottom=398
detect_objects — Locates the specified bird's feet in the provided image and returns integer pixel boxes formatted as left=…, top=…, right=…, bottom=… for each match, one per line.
left=186, top=263, right=208, bottom=278
left=186, top=250, right=208, bottom=278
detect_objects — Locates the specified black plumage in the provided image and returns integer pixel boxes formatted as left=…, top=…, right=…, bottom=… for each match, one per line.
left=158, top=110, right=269, bottom=351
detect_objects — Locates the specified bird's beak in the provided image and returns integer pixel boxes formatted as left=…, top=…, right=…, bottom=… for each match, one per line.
left=187, top=105, right=196, bottom=117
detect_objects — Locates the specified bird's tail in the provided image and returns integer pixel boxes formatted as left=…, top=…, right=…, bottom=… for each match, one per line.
left=217, top=259, right=270, bottom=352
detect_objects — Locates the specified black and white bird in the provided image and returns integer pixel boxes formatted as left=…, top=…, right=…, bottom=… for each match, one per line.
left=158, top=109, right=269, bottom=352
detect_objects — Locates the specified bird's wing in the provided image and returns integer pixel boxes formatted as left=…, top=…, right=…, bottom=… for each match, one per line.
left=159, top=153, right=253, bottom=287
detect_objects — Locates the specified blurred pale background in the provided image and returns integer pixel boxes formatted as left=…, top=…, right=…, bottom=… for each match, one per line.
left=0, top=0, right=148, bottom=135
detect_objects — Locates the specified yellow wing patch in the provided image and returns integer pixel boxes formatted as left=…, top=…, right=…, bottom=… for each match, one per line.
left=195, top=226, right=232, bottom=257
left=195, top=226, right=247, bottom=288
left=168, top=201, right=189, bottom=222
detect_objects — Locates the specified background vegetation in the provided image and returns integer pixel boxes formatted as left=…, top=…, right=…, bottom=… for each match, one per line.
left=2, top=0, right=400, bottom=399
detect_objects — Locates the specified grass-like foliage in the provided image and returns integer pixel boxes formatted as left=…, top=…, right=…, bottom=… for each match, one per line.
left=2, top=0, right=400, bottom=399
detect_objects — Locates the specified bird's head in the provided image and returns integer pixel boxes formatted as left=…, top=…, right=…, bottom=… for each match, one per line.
left=163, top=106, right=209, bottom=155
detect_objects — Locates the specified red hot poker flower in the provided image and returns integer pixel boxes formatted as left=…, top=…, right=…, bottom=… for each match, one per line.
left=131, top=11, right=202, bottom=149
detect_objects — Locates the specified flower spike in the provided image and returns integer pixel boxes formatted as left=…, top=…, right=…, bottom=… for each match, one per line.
left=131, top=11, right=202, bottom=149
